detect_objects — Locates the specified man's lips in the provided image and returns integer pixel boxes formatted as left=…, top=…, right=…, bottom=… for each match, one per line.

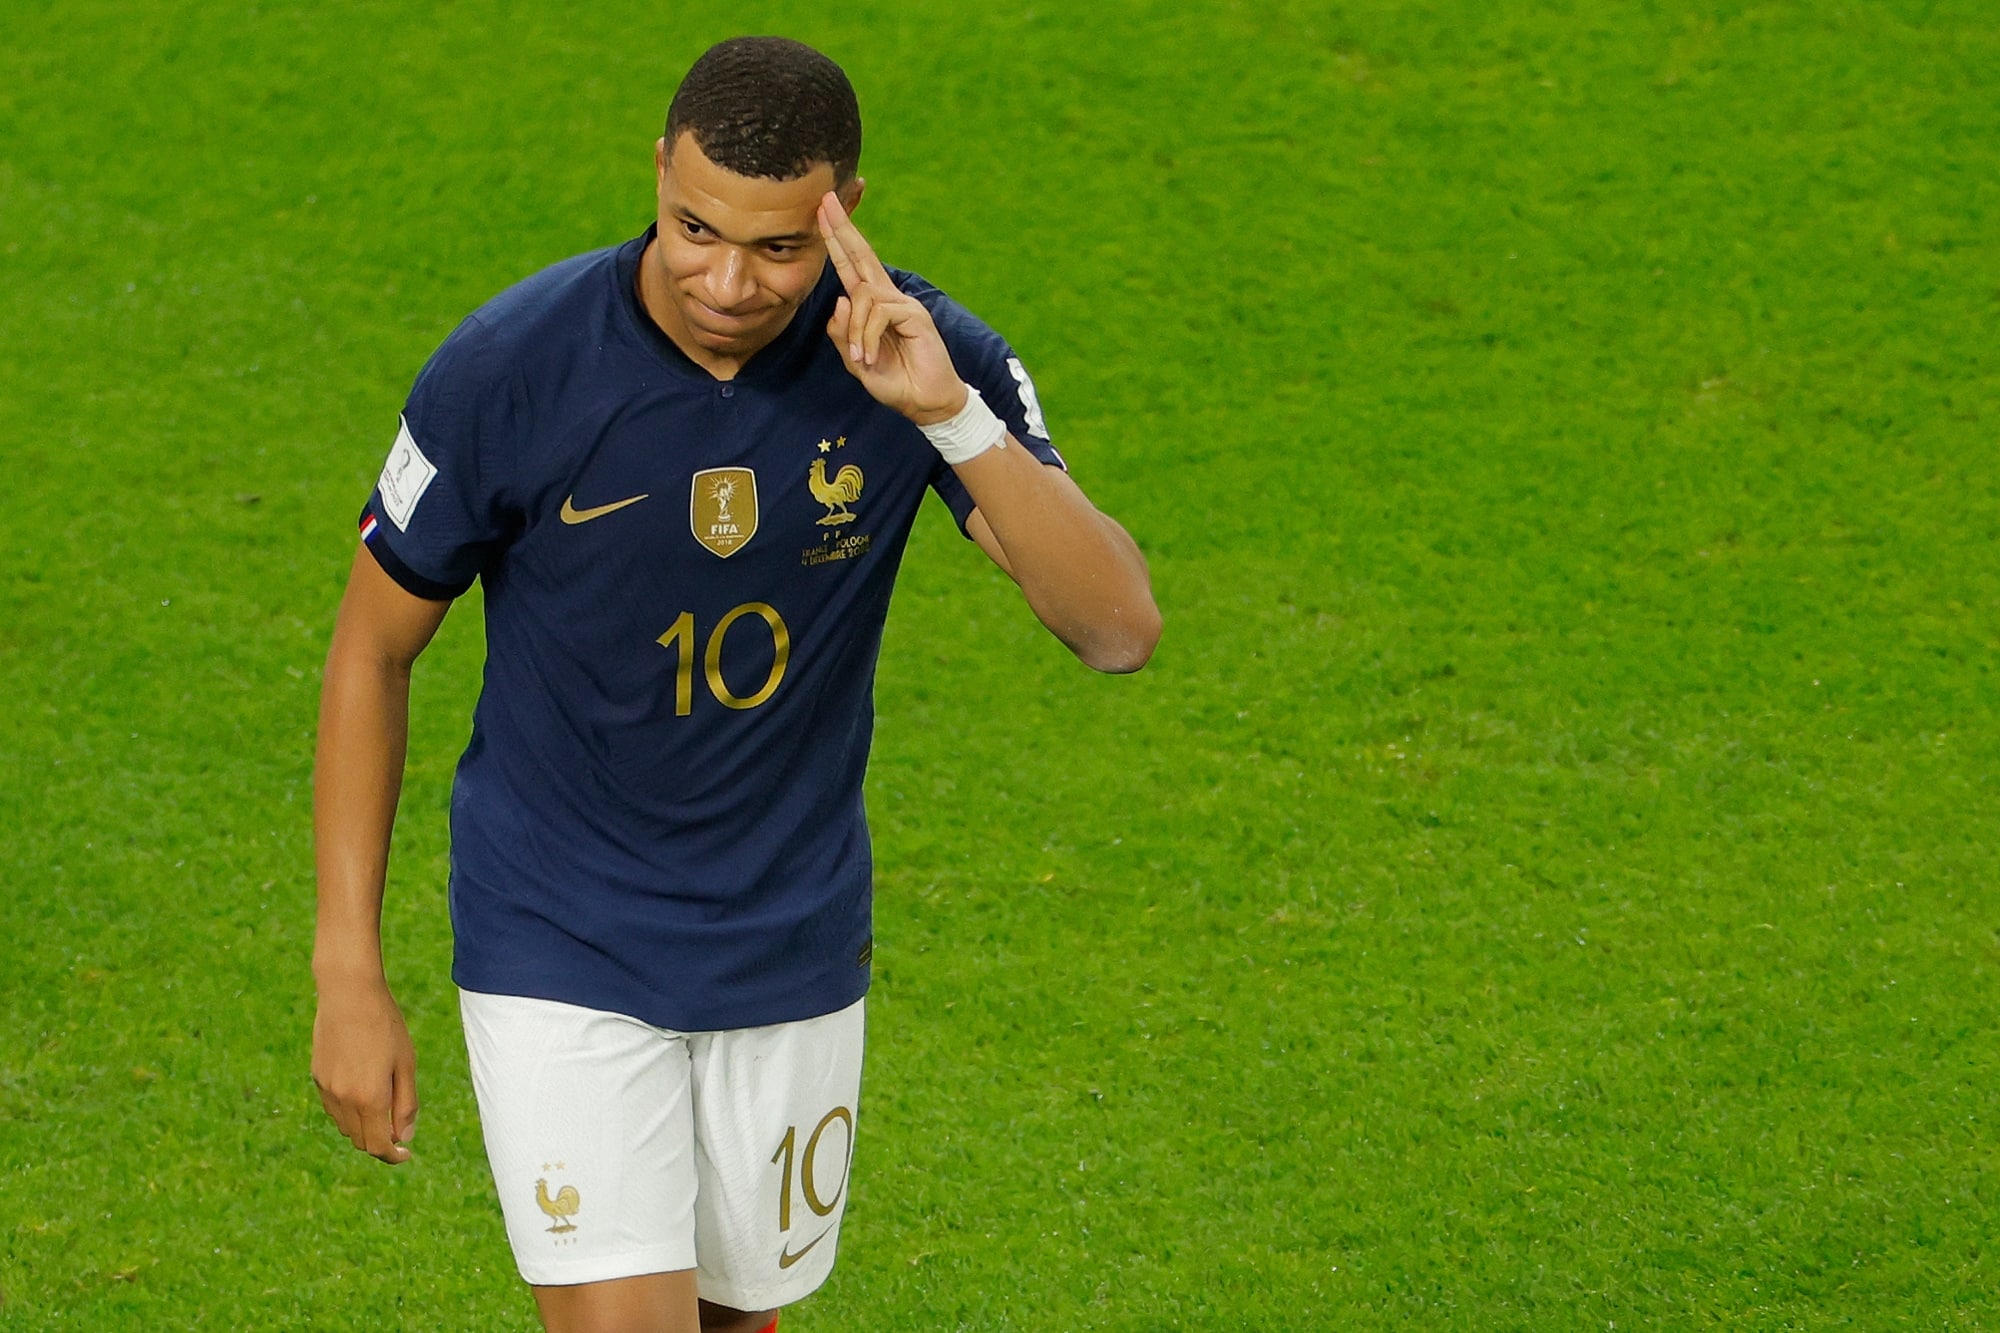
left=688, top=296, right=769, bottom=328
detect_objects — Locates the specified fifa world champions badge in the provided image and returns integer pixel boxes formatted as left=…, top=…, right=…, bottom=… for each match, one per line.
left=692, top=467, right=758, bottom=557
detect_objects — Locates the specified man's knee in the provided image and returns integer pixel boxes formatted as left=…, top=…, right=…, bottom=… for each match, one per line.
left=534, top=1271, right=702, bottom=1333
left=698, top=1299, right=779, bottom=1333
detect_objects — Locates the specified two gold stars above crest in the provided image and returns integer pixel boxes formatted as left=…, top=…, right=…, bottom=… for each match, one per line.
left=814, top=436, right=849, bottom=454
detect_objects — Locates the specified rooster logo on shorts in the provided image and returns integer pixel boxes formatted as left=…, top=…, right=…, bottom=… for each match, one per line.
left=535, top=1172, right=581, bottom=1234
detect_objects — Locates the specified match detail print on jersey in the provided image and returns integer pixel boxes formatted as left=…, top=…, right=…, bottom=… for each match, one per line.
left=691, top=467, right=758, bottom=557
left=377, top=415, right=438, bottom=531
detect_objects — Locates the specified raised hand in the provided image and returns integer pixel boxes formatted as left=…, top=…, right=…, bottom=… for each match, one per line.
left=817, top=192, right=969, bottom=425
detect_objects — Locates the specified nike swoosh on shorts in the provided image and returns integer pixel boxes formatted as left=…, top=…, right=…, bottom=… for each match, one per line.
left=777, top=1226, right=834, bottom=1269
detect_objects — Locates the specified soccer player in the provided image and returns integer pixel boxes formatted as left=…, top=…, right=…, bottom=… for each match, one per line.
left=310, top=35, right=1159, bottom=1333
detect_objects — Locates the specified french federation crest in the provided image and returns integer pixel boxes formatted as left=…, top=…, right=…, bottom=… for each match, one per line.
left=691, top=467, right=758, bottom=558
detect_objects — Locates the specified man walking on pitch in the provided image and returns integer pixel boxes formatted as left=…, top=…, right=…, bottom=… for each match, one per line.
left=311, top=35, right=1159, bottom=1333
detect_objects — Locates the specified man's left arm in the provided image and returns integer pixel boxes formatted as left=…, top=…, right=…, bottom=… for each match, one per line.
left=955, top=443, right=1159, bottom=673
left=817, top=193, right=1161, bottom=674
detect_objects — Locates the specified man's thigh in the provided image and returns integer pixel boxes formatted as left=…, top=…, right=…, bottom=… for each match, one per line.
left=461, top=989, right=699, bottom=1287
left=688, top=997, right=865, bottom=1312
left=460, top=990, right=864, bottom=1310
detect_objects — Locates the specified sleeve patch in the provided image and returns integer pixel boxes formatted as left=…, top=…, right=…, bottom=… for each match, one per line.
left=1006, top=357, right=1050, bottom=440
left=377, top=415, right=439, bottom=532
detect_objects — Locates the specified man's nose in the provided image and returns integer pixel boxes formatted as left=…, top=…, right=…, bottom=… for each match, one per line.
left=705, top=248, right=755, bottom=309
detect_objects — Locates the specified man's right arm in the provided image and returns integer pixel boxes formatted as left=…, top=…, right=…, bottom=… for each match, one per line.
left=311, top=544, right=453, bottom=1165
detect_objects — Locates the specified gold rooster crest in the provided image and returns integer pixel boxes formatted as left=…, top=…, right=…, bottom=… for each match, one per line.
left=535, top=1177, right=581, bottom=1234
left=809, top=458, right=864, bottom=525
left=691, top=467, right=758, bottom=557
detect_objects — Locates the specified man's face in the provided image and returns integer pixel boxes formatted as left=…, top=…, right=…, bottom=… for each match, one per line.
left=649, top=132, right=860, bottom=363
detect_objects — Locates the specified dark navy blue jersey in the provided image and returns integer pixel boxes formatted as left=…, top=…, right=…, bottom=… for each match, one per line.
left=358, top=225, right=1063, bottom=1032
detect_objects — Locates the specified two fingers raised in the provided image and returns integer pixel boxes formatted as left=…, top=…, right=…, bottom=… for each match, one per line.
left=819, top=193, right=937, bottom=372
left=820, top=193, right=894, bottom=368
left=818, top=192, right=889, bottom=292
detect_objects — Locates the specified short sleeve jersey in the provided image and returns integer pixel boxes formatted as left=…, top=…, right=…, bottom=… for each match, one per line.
left=359, top=225, right=1063, bottom=1032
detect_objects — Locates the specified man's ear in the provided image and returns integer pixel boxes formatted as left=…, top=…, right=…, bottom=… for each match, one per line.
left=655, top=136, right=670, bottom=185
left=837, top=175, right=867, bottom=217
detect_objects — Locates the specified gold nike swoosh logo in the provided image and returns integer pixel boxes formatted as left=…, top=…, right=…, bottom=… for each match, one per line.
left=560, top=492, right=650, bottom=524
left=777, top=1226, right=834, bottom=1270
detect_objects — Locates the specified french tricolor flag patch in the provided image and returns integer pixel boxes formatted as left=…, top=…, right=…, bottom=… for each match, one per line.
left=359, top=513, right=380, bottom=542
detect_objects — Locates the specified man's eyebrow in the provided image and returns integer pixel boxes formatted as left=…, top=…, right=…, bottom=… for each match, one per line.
left=672, top=206, right=816, bottom=246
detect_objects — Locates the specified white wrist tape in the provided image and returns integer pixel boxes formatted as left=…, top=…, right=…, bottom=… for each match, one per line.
left=919, top=383, right=1008, bottom=465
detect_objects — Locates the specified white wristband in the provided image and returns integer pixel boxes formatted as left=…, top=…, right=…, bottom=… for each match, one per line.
left=919, top=383, right=1008, bottom=465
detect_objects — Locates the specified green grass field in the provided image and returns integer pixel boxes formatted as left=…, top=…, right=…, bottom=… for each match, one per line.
left=4, top=1, right=1996, bottom=1327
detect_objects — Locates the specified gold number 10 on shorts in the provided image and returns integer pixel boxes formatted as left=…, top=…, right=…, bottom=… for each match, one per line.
left=656, top=602, right=791, bottom=716
left=771, top=1106, right=854, bottom=1232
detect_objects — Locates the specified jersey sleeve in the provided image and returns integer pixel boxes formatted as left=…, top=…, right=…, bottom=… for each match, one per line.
left=893, top=271, right=1068, bottom=536
left=358, top=318, right=521, bottom=599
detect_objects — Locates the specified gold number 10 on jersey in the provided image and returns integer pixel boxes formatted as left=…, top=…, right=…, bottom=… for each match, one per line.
left=655, top=602, right=791, bottom=715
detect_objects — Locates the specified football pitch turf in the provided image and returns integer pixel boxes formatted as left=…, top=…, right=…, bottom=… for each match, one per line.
left=3, top=0, right=1995, bottom=1327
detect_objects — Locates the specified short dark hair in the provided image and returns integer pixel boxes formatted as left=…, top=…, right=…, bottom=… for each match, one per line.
left=666, top=37, right=862, bottom=183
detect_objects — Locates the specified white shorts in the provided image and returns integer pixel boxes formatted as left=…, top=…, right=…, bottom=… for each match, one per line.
left=459, top=989, right=864, bottom=1309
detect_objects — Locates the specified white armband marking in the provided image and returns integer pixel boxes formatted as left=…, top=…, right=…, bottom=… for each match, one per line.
left=1007, top=356, right=1049, bottom=439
